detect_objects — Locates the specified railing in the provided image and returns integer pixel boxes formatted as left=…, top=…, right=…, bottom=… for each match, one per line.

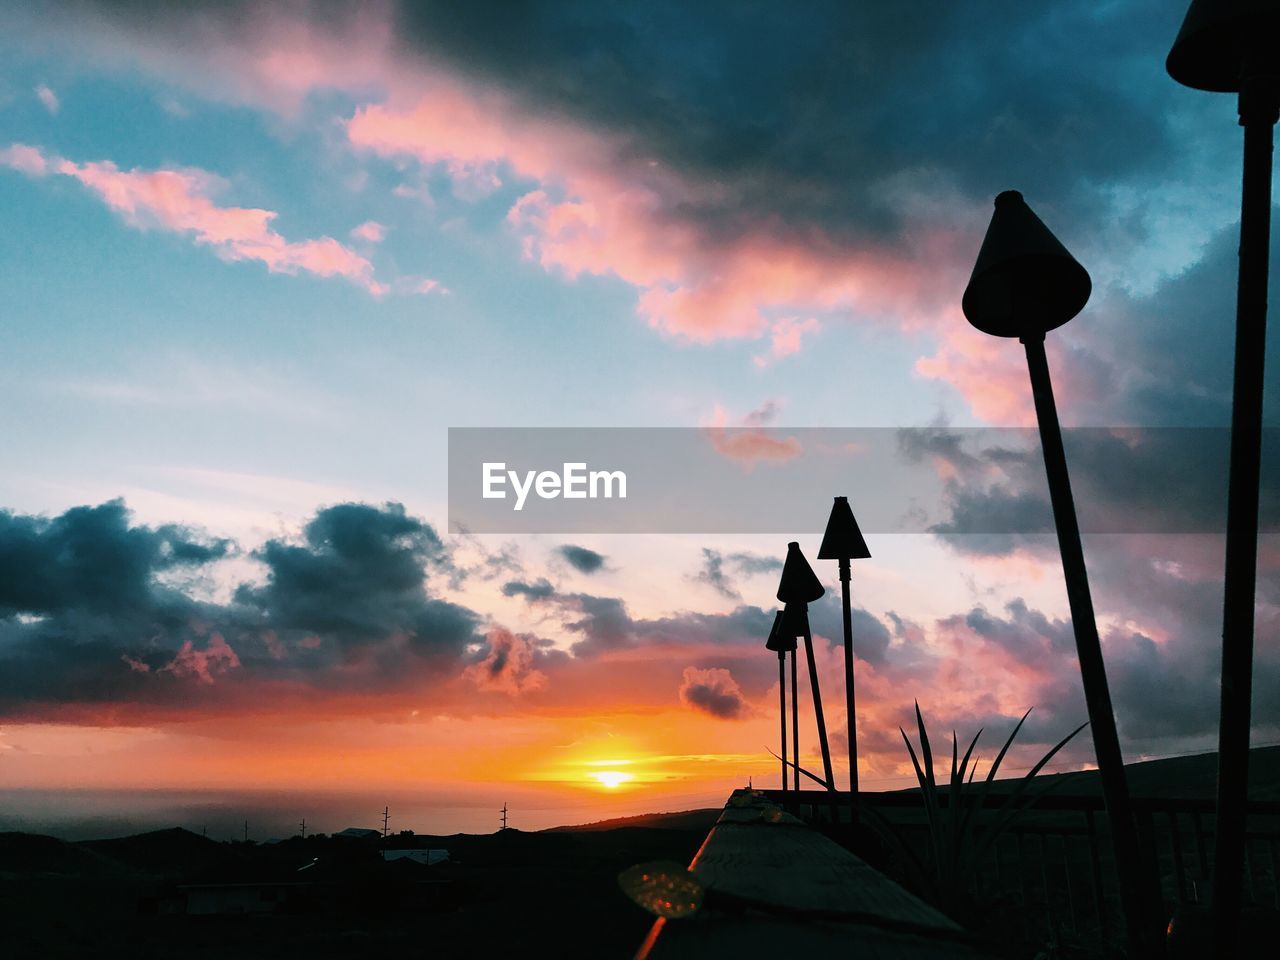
left=762, top=790, right=1280, bottom=955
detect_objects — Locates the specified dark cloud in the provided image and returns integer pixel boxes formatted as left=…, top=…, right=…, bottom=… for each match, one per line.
left=236, top=502, right=474, bottom=658
left=555, top=544, right=606, bottom=574
left=0, top=501, right=482, bottom=717
left=690, top=548, right=738, bottom=600
left=689, top=547, right=784, bottom=601
left=805, top=591, right=893, bottom=666
left=388, top=0, right=1185, bottom=244
left=502, top=578, right=556, bottom=601
left=35, top=0, right=1198, bottom=256
left=1079, top=226, right=1280, bottom=429
left=678, top=665, right=751, bottom=719
left=903, top=423, right=1277, bottom=558
left=502, top=575, right=773, bottom=658
left=0, top=499, right=228, bottom=617
left=944, top=598, right=1075, bottom=661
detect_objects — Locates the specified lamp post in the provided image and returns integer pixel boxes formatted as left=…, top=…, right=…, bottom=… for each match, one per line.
left=817, top=496, right=872, bottom=798
left=777, top=541, right=835, bottom=792
left=1167, top=5, right=1278, bottom=955
left=963, top=190, right=1158, bottom=957
left=765, top=610, right=795, bottom=791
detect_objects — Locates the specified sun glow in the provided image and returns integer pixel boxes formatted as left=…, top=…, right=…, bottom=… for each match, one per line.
left=590, top=770, right=633, bottom=789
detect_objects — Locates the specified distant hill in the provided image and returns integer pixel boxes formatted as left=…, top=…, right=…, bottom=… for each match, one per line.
left=78, top=826, right=237, bottom=876
left=542, top=808, right=720, bottom=834
left=876, top=744, right=1280, bottom=802
left=0, top=832, right=123, bottom=879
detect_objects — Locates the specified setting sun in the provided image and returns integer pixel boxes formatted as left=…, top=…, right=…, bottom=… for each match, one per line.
left=590, top=770, right=633, bottom=789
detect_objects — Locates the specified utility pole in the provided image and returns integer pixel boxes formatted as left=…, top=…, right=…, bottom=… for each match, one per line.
left=299, top=818, right=306, bottom=840
left=500, top=803, right=508, bottom=831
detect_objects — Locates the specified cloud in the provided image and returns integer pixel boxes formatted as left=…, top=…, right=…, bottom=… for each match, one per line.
left=703, top=403, right=803, bottom=466
left=1, top=144, right=387, bottom=294
left=555, top=544, right=606, bottom=574
left=678, top=666, right=751, bottom=719
left=157, top=634, right=241, bottom=684
left=754, top=317, right=821, bottom=368
left=0, top=501, right=484, bottom=719
left=689, top=548, right=782, bottom=602
left=34, top=83, right=59, bottom=114
left=0, top=500, right=228, bottom=617
left=691, top=548, right=739, bottom=600
left=463, top=626, right=548, bottom=696
left=898, top=424, right=1277, bottom=555
left=501, top=578, right=556, bottom=601
left=349, top=219, right=385, bottom=243
left=22, top=0, right=1225, bottom=408
left=237, top=502, right=472, bottom=654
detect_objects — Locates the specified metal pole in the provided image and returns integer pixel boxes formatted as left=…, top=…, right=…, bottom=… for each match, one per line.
left=1021, top=333, right=1157, bottom=957
left=1212, top=72, right=1277, bottom=960
left=778, top=653, right=788, bottom=791
left=839, top=557, right=859, bottom=797
left=801, top=622, right=836, bottom=791
left=791, top=649, right=799, bottom=792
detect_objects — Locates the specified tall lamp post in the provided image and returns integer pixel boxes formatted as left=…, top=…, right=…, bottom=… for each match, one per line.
left=1167, top=4, right=1278, bottom=955
left=963, top=190, right=1158, bottom=957
left=817, top=496, right=872, bottom=798
left=765, top=610, right=795, bottom=791
left=777, top=541, right=835, bottom=792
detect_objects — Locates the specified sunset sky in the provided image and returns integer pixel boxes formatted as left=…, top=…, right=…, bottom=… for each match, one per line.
left=1, top=1, right=1277, bottom=839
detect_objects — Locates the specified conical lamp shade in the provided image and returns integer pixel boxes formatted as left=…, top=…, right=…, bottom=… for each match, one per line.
left=781, top=602, right=810, bottom=639
left=1167, top=0, right=1280, bottom=92
left=817, top=496, right=871, bottom=560
left=776, top=541, right=824, bottom=604
left=765, top=609, right=796, bottom=653
left=962, top=191, right=1091, bottom=339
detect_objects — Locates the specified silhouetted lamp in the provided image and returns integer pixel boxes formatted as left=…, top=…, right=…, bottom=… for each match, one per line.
left=1167, top=4, right=1280, bottom=955
left=776, top=542, right=834, bottom=791
left=765, top=610, right=796, bottom=791
left=817, top=496, right=871, bottom=798
left=964, top=191, right=1156, bottom=958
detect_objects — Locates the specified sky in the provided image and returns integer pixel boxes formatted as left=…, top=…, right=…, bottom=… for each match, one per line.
left=0, top=0, right=1277, bottom=839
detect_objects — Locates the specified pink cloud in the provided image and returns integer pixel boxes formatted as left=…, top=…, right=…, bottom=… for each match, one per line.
left=463, top=627, right=548, bottom=696
left=158, top=634, right=241, bottom=685
left=350, top=220, right=385, bottom=243
left=44, top=5, right=1008, bottom=414
left=754, top=317, right=821, bottom=367
left=408, top=277, right=446, bottom=296
left=35, top=83, right=59, bottom=115
left=0, top=144, right=49, bottom=176
left=3, top=144, right=384, bottom=294
left=345, top=73, right=966, bottom=347
left=702, top=403, right=802, bottom=466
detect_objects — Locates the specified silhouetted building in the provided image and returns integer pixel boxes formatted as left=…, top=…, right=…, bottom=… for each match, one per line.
left=384, top=848, right=449, bottom=866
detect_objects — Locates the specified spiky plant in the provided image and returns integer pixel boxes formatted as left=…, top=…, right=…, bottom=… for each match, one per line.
left=856, top=703, right=1088, bottom=924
